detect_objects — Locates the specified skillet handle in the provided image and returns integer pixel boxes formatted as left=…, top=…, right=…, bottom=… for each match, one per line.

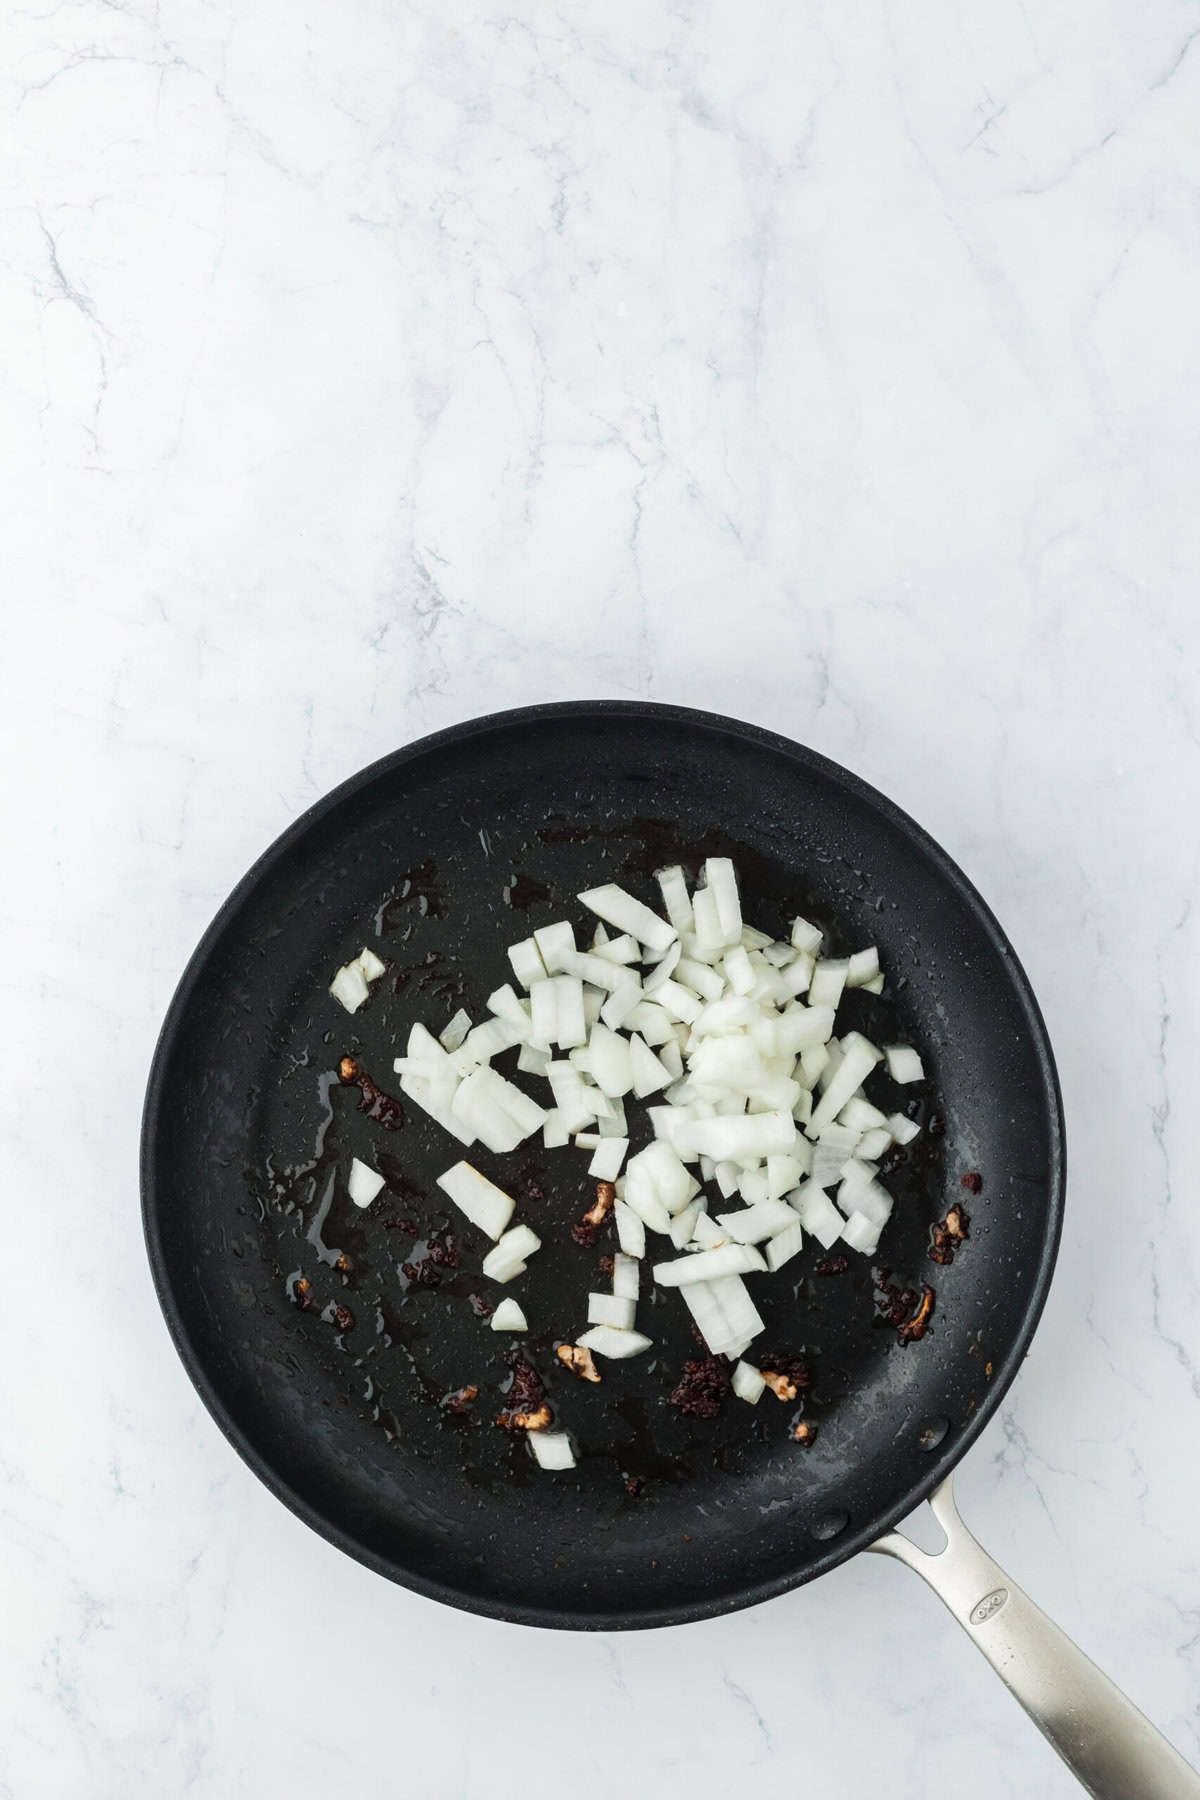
left=869, top=1475, right=1200, bottom=1799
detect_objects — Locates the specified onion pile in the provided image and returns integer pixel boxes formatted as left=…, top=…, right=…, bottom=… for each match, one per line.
left=332, top=859, right=926, bottom=1469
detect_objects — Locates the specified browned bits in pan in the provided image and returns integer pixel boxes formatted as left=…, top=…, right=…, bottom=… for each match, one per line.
left=792, top=1421, right=819, bottom=1447
left=337, top=1056, right=404, bottom=1129
left=441, top=1385, right=478, bottom=1415
left=291, top=1275, right=315, bottom=1311
left=898, top=1286, right=936, bottom=1345
left=961, top=1171, right=983, bottom=1194
left=873, top=1268, right=918, bottom=1327
left=930, top=1204, right=971, bottom=1266
left=758, top=1353, right=812, bottom=1401
left=402, top=1258, right=440, bottom=1288
left=326, top=1302, right=355, bottom=1333
left=815, top=1254, right=849, bottom=1277
left=502, top=1403, right=552, bottom=1432
left=669, top=1352, right=730, bottom=1418
left=571, top=1179, right=615, bottom=1247
left=874, top=1268, right=937, bottom=1343
left=557, top=1343, right=601, bottom=1383
left=496, top=1353, right=547, bottom=1431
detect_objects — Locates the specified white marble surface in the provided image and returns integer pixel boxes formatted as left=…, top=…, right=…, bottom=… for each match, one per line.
left=5, top=0, right=1200, bottom=1792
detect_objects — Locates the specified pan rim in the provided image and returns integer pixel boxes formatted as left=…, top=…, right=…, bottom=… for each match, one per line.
left=141, top=699, right=1066, bottom=1631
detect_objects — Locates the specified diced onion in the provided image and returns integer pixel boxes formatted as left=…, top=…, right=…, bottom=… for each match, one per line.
left=347, top=1158, right=385, bottom=1209
left=578, top=884, right=677, bottom=954
left=588, top=1137, right=628, bottom=1180
left=529, top=1430, right=575, bottom=1469
left=577, top=1324, right=654, bottom=1359
left=732, top=1360, right=765, bottom=1403
left=614, top=1200, right=646, bottom=1258
left=884, top=1044, right=925, bottom=1084
left=490, top=1298, right=528, bottom=1331
left=436, top=1162, right=515, bottom=1240
left=587, top=1292, right=637, bottom=1330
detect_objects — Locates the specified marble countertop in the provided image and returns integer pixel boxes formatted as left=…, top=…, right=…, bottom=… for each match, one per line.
left=7, top=0, right=1200, bottom=1793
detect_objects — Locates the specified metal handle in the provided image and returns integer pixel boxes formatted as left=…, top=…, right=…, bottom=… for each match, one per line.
left=869, top=1476, right=1200, bottom=1799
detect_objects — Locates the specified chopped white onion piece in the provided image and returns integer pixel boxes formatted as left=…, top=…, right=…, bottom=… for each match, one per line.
left=737, top=1167, right=769, bottom=1206
left=691, top=882, right=724, bottom=953
left=838, top=1095, right=889, bottom=1132
left=714, top=1159, right=740, bottom=1200
left=888, top=1112, right=921, bottom=1145
left=347, top=1158, right=385, bottom=1209
left=587, top=1292, right=637, bottom=1330
left=716, top=1198, right=798, bottom=1243
left=578, top=884, right=677, bottom=954
left=482, top=1223, right=542, bottom=1283
left=553, top=975, right=587, bottom=1049
left=490, top=1298, right=528, bottom=1331
left=658, top=1038, right=684, bottom=1081
left=722, top=944, right=756, bottom=996
left=808, top=958, right=849, bottom=1009
left=673, top=960, right=722, bottom=1005
left=841, top=1210, right=881, bottom=1256
left=652, top=1243, right=767, bottom=1286
left=533, top=921, right=576, bottom=974
left=790, top=915, right=823, bottom=954
left=642, top=940, right=682, bottom=995
left=807, top=1033, right=882, bottom=1136
left=629, top=1033, right=673, bottom=1098
left=329, top=960, right=370, bottom=1013
left=507, top=937, right=547, bottom=989
left=529, top=1430, right=575, bottom=1470
left=518, top=1042, right=551, bottom=1076
left=439, top=1008, right=473, bottom=1051
left=675, top=1110, right=796, bottom=1161
left=614, top=1200, right=646, bottom=1258
left=862, top=973, right=885, bottom=994
left=839, top=1177, right=892, bottom=1230
left=625, top=1000, right=674, bottom=1045
left=655, top=979, right=703, bottom=1025
left=557, top=947, right=632, bottom=993
left=528, top=979, right=558, bottom=1049
left=588, top=1137, right=628, bottom=1180
left=486, top=984, right=529, bottom=1028
left=846, top=946, right=880, bottom=988
left=766, top=1220, right=804, bottom=1271
left=591, top=932, right=641, bottom=965
left=655, top=865, right=694, bottom=934
left=436, top=1162, right=515, bottom=1240
left=732, top=1360, right=765, bottom=1404
left=766, top=1152, right=802, bottom=1202
left=631, top=1140, right=695, bottom=1213
left=612, top=1253, right=640, bottom=1300
left=884, top=1044, right=925, bottom=1084
left=599, top=977, right=642, bottom=1032
left=542, top=1109, right=568, bottom=1148
left=708, top=1273, right=765, bottom=1347
left=790, top=1182, right=845, bottom=1249
left=585, top=1023, right=634, bottom=1098
left=356, top=946, right=386, bottom=982
left=668, top=1195, right=705, bottom=1249
left=858, top=1126, right=893, bottom=1161
left=797, top=1043, right=829, bottom=1090
left=577, top=1324, right=653, bottom=1359
left=679, top=1280, right=732, bottom=1354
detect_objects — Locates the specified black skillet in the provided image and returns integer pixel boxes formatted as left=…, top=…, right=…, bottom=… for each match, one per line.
left=142, top=701, right=1199, bottom=1799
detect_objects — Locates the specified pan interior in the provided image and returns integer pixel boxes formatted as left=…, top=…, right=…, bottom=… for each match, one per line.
left=143, top=705, right=1063, bottom=1627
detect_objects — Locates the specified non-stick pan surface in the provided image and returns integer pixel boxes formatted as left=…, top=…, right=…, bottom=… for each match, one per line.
left=142, top=702, right=1064, bottom=1628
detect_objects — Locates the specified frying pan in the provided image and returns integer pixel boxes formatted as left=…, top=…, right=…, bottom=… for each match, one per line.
left=142, top=701, right=1199, bottom=1798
